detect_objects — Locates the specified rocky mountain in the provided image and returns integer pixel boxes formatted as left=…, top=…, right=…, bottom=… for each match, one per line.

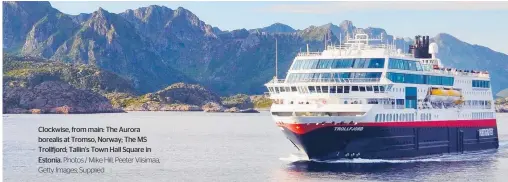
left=432, top=33, right=508, bottom=93
left=3, top=54, right=135, bottom=94
left=109, top=82, right=223, bottom=111
left=252, top=23, right=296, bottom=33
left=2, top=54, right=133, bottom=113
left=3, top=1, right=508, bottom=95
left=3, top=1, right=55, bottom=52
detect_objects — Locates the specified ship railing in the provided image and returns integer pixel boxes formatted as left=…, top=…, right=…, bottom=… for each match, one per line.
left=327, top=44, right=395, bottom=50
left=267, top=79, right=286, bottom=84
left=430, top=69, right=490, bottom=78
left=297, top=52, right=322, bottom=56
left=286, top=78, right=381, bottom=83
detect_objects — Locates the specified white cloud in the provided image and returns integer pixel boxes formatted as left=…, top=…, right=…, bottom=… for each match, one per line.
left=262, top=2, right=508, bottom=14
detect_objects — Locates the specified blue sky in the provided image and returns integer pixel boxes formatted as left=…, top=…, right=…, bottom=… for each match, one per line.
left=50, top=1, right=508, bottom=54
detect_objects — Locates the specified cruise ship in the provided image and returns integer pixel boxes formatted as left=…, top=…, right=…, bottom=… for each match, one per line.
left=265, top=32, right=499, bottom=160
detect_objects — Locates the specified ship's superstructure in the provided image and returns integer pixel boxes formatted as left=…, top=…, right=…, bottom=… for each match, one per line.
left=265, top=32, right=498, bottom=160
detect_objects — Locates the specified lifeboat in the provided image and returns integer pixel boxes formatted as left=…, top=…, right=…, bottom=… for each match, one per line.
left=429, top=88, right=463, bottom=104
left=430, top=88, right=461, bottom=97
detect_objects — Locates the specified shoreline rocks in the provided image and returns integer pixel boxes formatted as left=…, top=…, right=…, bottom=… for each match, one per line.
left=3, top=81, right=123, bottom=114
left=202, top=102, right=224, bottom=112
left=123, top=102, right=202, bottom=111
left=3, top=80, right=264, bottom=114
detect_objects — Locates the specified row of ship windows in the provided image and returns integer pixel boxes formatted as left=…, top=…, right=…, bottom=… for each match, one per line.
left=388, top=58, right=424, bottom=71
left=374, top=113, right=431, bottom=122
left=286, top=72, right=381, bottom=82
left=290, top=58, right=425, bottom=71
left=470, top=112, right=495, bottom=119
left=455, top=80, right=491, bottom=88
left=290, top=58, right=385, bottom=70
left=275, top=98, right=493, bottom=111
left=472, top=80, right=490, bottom=88
left=267, top=85, right=387, bottom=94
left=375, top=112, right=493, bottom=122
left=271, top=112, right=364, bottom=117
left=464, top=100, right=492, bottom=106
left=386, top=72, right=454, bottom=86
left=391, top=88, right=430, bottom=93
left=269, top=86, right=491, bottom=96
left=463, top=91, right=491, bottom=96
left=272, top=111, right=494, bottom=119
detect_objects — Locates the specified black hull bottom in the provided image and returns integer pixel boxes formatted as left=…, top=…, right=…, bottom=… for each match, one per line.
left=280, top=122, right=499, bottom=160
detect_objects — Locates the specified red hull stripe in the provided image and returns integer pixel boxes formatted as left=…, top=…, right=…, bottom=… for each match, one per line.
left=276, top=119, right=498, bottom=135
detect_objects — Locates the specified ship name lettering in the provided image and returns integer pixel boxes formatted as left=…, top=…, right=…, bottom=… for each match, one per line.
left=334, top=127, right=364, bottom=132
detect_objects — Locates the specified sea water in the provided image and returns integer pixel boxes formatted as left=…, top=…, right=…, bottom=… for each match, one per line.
left=3, top=112, right=508, bottom=181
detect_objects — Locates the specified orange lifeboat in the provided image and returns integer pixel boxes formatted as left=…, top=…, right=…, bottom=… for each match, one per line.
left=429, top=88, right=463, bottom=104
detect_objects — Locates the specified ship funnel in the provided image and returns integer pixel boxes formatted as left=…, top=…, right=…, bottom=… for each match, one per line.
left=408, top=35, right=431, bottom=58
left=429, top=42, right=438, bottom=59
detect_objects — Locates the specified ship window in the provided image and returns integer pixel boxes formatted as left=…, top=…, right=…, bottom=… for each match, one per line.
left=316, top=86, right=322, bottom=93
left=352, top=86, right=359, bottom=91
left=388, top=114, right=392, bottom=121
left=311, top=60, right=319, bottom=69
left=308, top=86, right=316, bottom=93
left=416, top=62, right=423, bottom=71
left=337, top=86, right=343, bottom=93
left=395, top=114, right=398, bottom=121
left=275, top=87, right=280, bottom=93
left=368, top=58, right=385, bottom=68
left=366, top=86, right=373, bottom=91
left=344, top=86, right=350, bottom=93
left=317, top=60, right=328, bottom=69
left=330, top=86, right=337, bottom=93
left=291, top=86, right=297, bottom=92
left=380, top=86, right=385, bottom=93
left=322, top=86, right=329, bottom=93
left=375, top=114, right=379, bottom=122
left=359, top=86, right=366, bottom=92
left=301, top=86, right=308, bottom=93
left=373, top=86, right=379, bottom=93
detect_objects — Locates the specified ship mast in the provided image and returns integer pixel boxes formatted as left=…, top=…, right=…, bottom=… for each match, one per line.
left=275, top=37, right=278, bottom=79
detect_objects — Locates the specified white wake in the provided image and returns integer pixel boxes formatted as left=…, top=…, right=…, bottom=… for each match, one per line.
left=281, top=149, right=499, bottom=164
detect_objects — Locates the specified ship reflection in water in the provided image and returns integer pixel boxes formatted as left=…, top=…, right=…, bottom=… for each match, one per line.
left=282, top=149, right=501, bottom=181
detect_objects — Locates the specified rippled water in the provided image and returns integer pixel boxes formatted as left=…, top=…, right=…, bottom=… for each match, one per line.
left=3, top=112, right=508, bottom=181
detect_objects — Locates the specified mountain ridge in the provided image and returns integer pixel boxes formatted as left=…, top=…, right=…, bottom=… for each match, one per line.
left=3, top=1, right=507, bottom=95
